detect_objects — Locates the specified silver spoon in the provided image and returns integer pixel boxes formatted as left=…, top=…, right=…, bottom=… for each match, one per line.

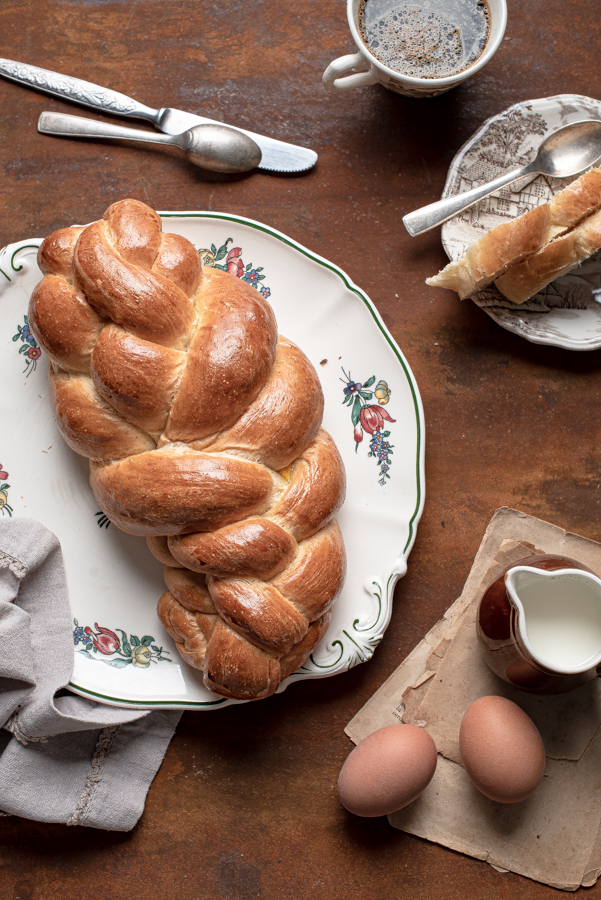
left=38, top=111, right=262, bottom=174
left=403, top=119, right=601, bottom=236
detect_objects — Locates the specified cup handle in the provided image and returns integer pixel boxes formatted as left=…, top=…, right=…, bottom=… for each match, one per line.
left=322, top=52, right=378, bottom=92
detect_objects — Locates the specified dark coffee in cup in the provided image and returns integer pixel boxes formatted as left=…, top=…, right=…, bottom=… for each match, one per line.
left=358, top=0, right=491, bottom=79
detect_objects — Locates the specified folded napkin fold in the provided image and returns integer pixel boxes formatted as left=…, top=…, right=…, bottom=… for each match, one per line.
left=0, top=518, right=181, bottom=831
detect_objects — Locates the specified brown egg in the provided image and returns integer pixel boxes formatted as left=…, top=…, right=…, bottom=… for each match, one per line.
left=459, top=696, right=546, bottom=803
left=337, top=724, right=437, bottom=817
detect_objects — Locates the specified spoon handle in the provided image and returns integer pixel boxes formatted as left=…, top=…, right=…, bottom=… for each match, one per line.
left=38, top=111, right=173, bottom=147
left=403, top=163, right=536, bottom=236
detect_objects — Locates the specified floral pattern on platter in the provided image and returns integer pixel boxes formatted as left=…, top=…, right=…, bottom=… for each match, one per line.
left=12, top=315, right=41, bottom=375
left=0, top=464, right=12, bottom=517
left=341, top=368, right=396, bottom=485
left=198, top=238, right=271, bottom=300
left=73, top=619, right=172, bottom=669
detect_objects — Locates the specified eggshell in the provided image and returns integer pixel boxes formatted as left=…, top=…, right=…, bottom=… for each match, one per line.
left=337, top=724, right=437, bottom=817
left=459, top=696, right=546, bottom=803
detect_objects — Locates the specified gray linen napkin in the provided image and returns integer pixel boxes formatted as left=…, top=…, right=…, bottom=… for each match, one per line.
left=0, top=518, right=181, bottom=830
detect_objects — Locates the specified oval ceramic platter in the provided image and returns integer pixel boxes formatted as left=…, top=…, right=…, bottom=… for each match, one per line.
left=440, top=94, right=601, bottom=351
left=0, top=212, right=424, bottom=709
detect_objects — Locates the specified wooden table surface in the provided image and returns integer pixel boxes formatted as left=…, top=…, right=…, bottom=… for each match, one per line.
left=1, top=1, right=600, bottom=897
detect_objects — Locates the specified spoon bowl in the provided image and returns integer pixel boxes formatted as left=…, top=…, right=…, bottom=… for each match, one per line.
left=535, top=119, right=601, bottom=178
left=38, top=111, right=262, bottom=174
left=178, top=123, right=262, bottom=174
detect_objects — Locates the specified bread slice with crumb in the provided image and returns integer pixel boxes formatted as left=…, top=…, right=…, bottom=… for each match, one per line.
left=495, top=206, right=601, bottom=304
left=426, top=167, right=601, bottom=301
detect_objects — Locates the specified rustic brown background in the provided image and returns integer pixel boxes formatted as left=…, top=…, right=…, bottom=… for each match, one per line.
left=1, top=1, right=600, bottom=897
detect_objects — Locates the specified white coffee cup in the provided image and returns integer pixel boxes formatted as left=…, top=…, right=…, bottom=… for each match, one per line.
left=323, top=0, right=507, bottom=98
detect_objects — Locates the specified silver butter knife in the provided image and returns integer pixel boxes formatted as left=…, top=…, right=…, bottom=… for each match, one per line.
left=0, top=58, right=318, bottom=173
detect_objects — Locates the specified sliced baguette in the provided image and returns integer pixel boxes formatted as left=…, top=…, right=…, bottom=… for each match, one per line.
left=548, top=167, right=601, bottom=238
left=426, top=204, right=551, bottom=299
left=495, top=207, right=601, bottom=304
left=426, top=167, right=601, bottom=300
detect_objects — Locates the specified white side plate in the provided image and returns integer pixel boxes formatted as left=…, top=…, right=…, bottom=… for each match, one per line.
left=441, top=94, right=601, bottom=350
left=0, top=212, right=425, bottom=708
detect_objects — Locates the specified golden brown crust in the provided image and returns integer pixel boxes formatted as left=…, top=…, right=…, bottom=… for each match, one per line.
left=494, top=232, right=579, bottom=303
left=104, top=199, right=162, bottom=269
left=31, top=199, right=347, bottom=701
left=209, top=577, right=309, bottom=656
left=90, top=447, right=275, bottom=535
left=495, top=207, right=601, bottom=303
left=156, top=589, right=217, bottom=668
left=168, top=517, right=297, bottom=580
left=548, top=167, right=601, bottom=235
left=193, top=337, right=324, bottom=470
left=272, top=520, right=346, bottom=621
left=91, top=325, right=185, bottom=434
left=49, top=365, right=155, bottom=460
left=75, top=221, right=196, bottom=350
left=203, top=619, right=281, bottom=700
left=146, top=535, right=184, bottom=567
left=151, top=232, right=203, bottom=297
left=29, top=275, right=105, bottom=373
left=163, top=566, right=216, bottom=613
left=164, top=267, right=277, bottom=442
left=270, top=429, right=346, bottom=542
left=37, top=226, right=84, bottom=280
left=278, top=610, right=332, bottom=681
left=157, top=500, right=346, bottom=694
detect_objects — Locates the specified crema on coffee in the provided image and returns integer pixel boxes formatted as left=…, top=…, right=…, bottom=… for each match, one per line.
left=358, top=0, right=491, bottom=79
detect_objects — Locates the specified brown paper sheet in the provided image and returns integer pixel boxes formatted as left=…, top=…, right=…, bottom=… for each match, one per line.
left=345, top=508, right=601, bottom=891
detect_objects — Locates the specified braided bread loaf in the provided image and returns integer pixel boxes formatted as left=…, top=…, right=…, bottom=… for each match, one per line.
left=29, top=199, right=346, bottom=700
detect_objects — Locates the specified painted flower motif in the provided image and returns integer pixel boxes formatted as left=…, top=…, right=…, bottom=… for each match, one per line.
left=0, top=489, right=12, bottom=517
left=360, top=404, right=395, bottom=435
left=85, top=623, right=120, bottom=655
left=131, top=645, right=152, bottom=668
left=13, top=315, right=41, bottom=376
left=198, top=248, right=216, bottom=266
left=374, top=380, right=391, bottom=405
left=342, top=368, right=396, bottom=484
left=198, top=238, right=271, bottom=298
left=0, top=466, right=12, bottom=517
left=73, top=625, right=87, bottom=646
left=226, top=247, right=244, bottom=278
left=73, top=619, right=171, bottom=669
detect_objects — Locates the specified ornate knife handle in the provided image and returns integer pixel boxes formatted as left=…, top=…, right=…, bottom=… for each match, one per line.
left=0, top=58, right=159, bottom=124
